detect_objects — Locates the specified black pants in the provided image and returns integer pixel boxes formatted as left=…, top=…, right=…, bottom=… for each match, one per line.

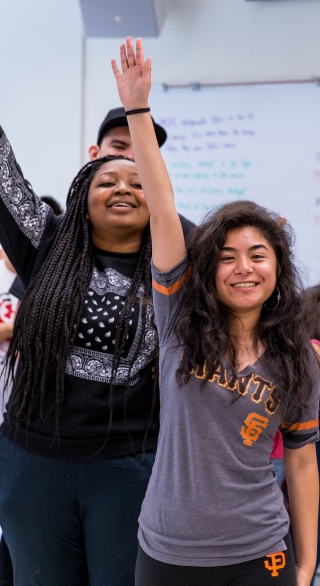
left=0, top=434, right=156, bottom=586
left=135, top=534, right=296, bottom=586
left=0, top=535, right=13, bottom=586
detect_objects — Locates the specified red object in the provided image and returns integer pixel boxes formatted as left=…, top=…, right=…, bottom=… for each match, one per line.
left=270, top=429, right=284, bottom=459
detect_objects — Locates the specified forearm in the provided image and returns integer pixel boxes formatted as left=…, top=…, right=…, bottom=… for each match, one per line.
left=126, top=112, right=176, bottom=218
left=284, top=445, right=319, bottom=582
left=0, top=127, right=50, bottom=274
left=127, top=112, right=186, bottom=270
left=112, top=39, right=186, bottom=271
left=0, top=322, right=14, bottom=342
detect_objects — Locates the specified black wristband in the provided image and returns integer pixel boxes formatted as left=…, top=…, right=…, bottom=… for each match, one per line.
left=125, top=107, right=151, bottom=116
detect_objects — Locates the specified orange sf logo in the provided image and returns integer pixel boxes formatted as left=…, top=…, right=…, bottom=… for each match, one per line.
left=240, top=413, right=269, bottom=446
left=264, top=552, right=286, bottom=576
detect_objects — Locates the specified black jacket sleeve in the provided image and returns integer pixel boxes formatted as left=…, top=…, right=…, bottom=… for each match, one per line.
left=178, top=214, right=195, bottom=239
left=0, top=127, right=60, bottom=287
left=9, top=275, right=25, bottom=300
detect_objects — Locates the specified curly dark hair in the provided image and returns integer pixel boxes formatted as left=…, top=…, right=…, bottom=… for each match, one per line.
left=304, top=284, right=320, bottom=341
left=6, top=156, right=158, bottom=442
left=174, top=200, right=315, bottom=420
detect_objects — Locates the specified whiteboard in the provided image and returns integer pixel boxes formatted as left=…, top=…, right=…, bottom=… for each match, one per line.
left=150, top=83, right=320, bottom=286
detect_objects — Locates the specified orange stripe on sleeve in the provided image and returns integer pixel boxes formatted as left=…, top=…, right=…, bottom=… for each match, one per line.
left=152, top=267, right=190, bottom=296
left=280, top=419, right=318, bottom=431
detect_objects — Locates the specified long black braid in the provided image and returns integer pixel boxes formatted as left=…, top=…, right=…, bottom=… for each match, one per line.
left=93, top=229, right=158, bottom=456
left=6, top=156, right=158, bottom=442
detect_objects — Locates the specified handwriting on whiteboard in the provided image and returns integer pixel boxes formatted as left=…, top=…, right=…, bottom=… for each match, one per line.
left=157, top=112, right=256, bottom=218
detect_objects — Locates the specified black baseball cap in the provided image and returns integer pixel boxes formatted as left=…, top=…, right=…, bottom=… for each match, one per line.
left=97, top=107, right=167, bottom=147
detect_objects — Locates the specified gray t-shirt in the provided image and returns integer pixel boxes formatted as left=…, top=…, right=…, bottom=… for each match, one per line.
left=138, top=256, right=320, bottom=567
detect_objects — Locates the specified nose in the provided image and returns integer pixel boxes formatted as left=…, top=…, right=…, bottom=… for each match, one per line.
left=234, top=255, right=253, bottom=275
left=114, top=180, right=130, bottom=194
left=126, top=147, right=135, bottom=160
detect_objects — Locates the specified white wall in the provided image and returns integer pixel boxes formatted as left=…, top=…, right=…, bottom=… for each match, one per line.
left=0, top=0, right=83, bottom=206
left=83, top=0, right=320, bottom=156
left=1, top=0, right=320, bottom=202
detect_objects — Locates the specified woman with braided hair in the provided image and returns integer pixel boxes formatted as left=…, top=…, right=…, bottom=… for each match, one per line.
left=0, top=137, right=174, bottom=585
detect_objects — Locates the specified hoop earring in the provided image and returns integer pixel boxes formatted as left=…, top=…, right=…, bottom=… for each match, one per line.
left=263, top=286, right=281, bottom=311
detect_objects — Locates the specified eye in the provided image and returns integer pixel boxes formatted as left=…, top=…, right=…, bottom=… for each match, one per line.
left=252, top=254, right=264, bottom=260
left=131, top=183, right=143, bottom=190
left=220, top=255, right=234, bottom=262
left=99, top=181, right=115, bottom=188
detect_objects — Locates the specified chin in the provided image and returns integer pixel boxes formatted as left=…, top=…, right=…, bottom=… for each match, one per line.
left=226, top=299, right=263, bottom=312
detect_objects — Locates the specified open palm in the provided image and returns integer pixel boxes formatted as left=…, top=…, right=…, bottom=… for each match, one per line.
left=111, top=37, right=152, bottom=112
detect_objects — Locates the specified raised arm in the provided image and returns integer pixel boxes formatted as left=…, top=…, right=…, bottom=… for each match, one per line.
left=112, top=37, right=186, bottom=272
left=0, top=127, right=58, bottom=284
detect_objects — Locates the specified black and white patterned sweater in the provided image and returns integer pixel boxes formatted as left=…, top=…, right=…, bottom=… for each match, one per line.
left=0, top=127, right=160, bottom=459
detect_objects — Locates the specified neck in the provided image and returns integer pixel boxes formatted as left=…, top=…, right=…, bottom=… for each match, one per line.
left=227, top=306, right=264, bottom=371
left=229, top=306, right=261, bottom=345
left=91, top=228, right=143, bottom=253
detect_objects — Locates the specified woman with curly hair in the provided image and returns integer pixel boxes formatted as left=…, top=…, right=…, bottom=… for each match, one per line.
left=112, top=38, right=320, bottom=586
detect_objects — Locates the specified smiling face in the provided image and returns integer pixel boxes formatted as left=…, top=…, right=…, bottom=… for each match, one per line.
left=87, top=159, right=150, bottom=250
left=215, top=226, right=277, bottom=317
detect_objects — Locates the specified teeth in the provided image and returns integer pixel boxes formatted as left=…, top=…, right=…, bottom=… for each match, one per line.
left=112, top=203, right=132, bottom=208
left=233, top=282, right=256, bottom=288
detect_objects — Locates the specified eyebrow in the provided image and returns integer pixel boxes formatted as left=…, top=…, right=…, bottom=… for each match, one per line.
left=221, top=244, right=269, bottom=252
left=108, top=139, right=131, bottom=147
left=96, top=170, right=139, bottom=178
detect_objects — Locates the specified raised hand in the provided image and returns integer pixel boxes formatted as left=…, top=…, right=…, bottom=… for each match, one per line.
left=111, top=37, right=152, bottom=112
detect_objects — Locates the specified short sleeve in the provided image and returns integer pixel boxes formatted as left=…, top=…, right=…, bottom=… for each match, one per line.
left=280, top=350, right=320, bottom=449
left=9, top=276, right=25, bottom=300
left=151, top=255, right=189, bottom=345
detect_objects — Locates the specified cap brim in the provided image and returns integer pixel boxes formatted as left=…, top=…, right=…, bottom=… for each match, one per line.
left=152, top=121, right=167, bottom=148
left=98, top=116, right=167, bottom=148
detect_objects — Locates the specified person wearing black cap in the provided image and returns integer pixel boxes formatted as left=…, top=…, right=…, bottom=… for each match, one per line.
left=88, top=106, right=167, bottom=161
left=89, top=106, right=194, bottom=239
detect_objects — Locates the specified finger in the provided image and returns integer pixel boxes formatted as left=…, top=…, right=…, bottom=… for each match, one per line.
left=126, top=36, right=136, bottom=67
left=120, top=44, right=128, bottom=72
left=136, top=37, right=144, bottom=67
left=142, top=57, right=152, bottom=85
left=111, top=59, right=121, bottom=79
left=278, top=216, right=287, bottom=227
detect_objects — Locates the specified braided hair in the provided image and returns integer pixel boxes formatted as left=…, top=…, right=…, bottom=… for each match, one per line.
left=6, top=156, right=158, bottom=441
